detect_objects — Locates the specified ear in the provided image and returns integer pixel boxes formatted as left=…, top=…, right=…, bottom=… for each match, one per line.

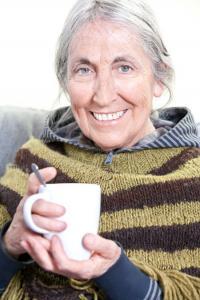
left=153, top=80, right=164, bottom=98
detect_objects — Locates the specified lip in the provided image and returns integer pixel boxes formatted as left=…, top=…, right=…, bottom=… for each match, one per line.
left=89, top=109, right=128, bottom=125
left=91, top=109, right=127, bottom=114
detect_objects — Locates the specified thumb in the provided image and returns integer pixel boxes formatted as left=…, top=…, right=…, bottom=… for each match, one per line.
left=83, top=234, right=120, bottom=259
left=27, top=167, right=57, bottom=195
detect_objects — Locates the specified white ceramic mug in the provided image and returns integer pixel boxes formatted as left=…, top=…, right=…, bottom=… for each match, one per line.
left=23, top=183, right=101, bottom=261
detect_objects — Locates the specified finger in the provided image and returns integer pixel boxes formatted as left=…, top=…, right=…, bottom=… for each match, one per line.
left=17, top=167, right=57, bottom=211
left=19, top=233, right=51, bottom=253
left=27, top=167, right=57, bottom=195
left=32, top=214, right=67, bottom=232
left=50, top=236, right=94, bottom=279
left=21, top=232, right=51, bottom=251
left=50, top=235, right=69, bottom=266
left=83, top=234, right=120, bottom=259
left=20, top=240, right=32, bottom=253
left=21, top=237, right=54, bottom=271
left=32, top=199, right=66, bottom=217
left=32, top=235, right=51, bottom=251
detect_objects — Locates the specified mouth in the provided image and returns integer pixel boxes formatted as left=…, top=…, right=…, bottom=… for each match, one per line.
left=91, top=109, right=127, bottom=121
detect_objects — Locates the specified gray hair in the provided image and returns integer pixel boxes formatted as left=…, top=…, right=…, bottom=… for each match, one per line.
left=55, top=0, right=174, bottom=102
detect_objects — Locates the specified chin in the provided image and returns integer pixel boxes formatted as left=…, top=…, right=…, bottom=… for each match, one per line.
left=95, top=140, right=124, bottom=152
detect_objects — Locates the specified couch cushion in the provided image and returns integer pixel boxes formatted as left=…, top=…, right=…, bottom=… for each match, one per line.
left=0, top=106, right=48, bottom=176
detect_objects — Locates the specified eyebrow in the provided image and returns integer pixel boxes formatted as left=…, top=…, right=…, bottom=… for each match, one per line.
left=113, top=56, right=137, bottom=64
left=71, top=55, right=137, bottom=66
left=73, top=58, right=92, bottom=66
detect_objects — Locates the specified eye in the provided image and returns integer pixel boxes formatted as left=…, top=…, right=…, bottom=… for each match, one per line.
left=76, top=67, right=92, bottom=75
left=118, top=65, right=133, bottom=73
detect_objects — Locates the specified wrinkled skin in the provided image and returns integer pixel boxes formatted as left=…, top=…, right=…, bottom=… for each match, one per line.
left=4, top=167, right=121, bottom=279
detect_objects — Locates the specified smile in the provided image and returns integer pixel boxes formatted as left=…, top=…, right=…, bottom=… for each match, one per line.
left=92, top=110, right=127, bottom=121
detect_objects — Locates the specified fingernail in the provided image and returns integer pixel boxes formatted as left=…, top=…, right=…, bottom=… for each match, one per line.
left=60, top=206, right=66, bottom=214
left=84, top=234, right=95, bottom=246
left=59, top=222, right=67, bottom=230
left=20, top=240, right=27, bottom=248
left=56, top=206, right=66, bottom=215
left=52, top=235, right=60, bottom=243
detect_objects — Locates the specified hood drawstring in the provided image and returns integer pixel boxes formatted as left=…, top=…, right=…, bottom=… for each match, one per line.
left=104, top=151, right=113, bottom=165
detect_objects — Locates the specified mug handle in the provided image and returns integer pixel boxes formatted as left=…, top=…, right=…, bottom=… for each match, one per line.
left=23, top=192, right=50, bottom=234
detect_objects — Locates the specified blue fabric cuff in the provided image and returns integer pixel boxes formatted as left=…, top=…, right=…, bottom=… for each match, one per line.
left=94, top=248, right=152, bottom=300
left=0, top=221, right=33, bottom=290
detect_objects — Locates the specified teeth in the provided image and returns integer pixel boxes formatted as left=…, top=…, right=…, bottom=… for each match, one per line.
left=93, top=110, right=125, bottom=121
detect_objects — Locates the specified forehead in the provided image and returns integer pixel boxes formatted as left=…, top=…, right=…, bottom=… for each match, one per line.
left=68, top=20, right=150, bottom=65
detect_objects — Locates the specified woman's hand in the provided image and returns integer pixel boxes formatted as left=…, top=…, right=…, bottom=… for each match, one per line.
left=3, top=167, right=66, bottom=257
left=21, top=233, right=121, bottom=279
left=4, top=165, right=121, bottom=278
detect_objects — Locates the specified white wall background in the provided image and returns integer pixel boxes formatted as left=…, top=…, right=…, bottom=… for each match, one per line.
left=0, top=0, right=199, bottom=121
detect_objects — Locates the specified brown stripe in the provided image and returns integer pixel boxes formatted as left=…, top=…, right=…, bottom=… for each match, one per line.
left=0, top=148, right=76, bottom=218
left=23, top=265, right=81, bottom=300
left=181, top=268, right=200, bottom=277
left=101, top=222, right=200, bottom=252
left=22, top=139, right=200, bottom=193
left=47, top=142, right=67, bottom=155
left=16, top=148, right=200, bottom=213
left=101, top=177, right=200, bottom=213
left=15, top=148, right=77, bottom=184
left=0, top=184, right=21, bottom=217
left=15, top=148, right=52, bottom=174
left=150, top=148, right=200, bottom=175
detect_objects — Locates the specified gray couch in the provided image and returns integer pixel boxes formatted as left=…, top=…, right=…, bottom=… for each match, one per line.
left=0, top=106, right=48, bottom=176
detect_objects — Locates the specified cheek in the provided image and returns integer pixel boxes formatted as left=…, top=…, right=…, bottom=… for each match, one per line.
left=67, top=80, right=93, bottom=108
left=67, top=81, right=92, bottom=134
left=70, top=105, right=91, bottom=138
left=119, top=82, right=152, bottom=109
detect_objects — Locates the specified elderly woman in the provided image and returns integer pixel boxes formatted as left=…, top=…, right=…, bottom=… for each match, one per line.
left=0, top=0, right=200, bottom=299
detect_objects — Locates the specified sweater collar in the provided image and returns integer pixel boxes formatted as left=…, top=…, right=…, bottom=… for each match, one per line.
left=40, top=106, right=200, bottom=164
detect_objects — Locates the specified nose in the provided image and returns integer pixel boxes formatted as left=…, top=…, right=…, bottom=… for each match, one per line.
left=93, top=73, right=117, bottom=107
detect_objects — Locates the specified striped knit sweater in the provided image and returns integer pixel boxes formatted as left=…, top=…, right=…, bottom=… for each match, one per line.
left=0, top=137, right=200, bottom=299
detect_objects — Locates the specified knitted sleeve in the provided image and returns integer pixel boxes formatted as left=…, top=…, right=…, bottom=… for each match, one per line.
left=0, top=162, right=29, bottom=297
left=0, top=164, right=29, bottom=226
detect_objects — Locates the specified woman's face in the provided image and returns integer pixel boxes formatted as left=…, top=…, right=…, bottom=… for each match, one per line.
left=67, top=20, right=163, bottom=151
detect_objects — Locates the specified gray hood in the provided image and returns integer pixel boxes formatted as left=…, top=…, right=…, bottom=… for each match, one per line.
left=41, top=106, right=200, bottom=164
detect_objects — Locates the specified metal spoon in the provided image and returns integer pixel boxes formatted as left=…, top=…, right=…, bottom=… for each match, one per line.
left=31, top=163, right=46, bottom=187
